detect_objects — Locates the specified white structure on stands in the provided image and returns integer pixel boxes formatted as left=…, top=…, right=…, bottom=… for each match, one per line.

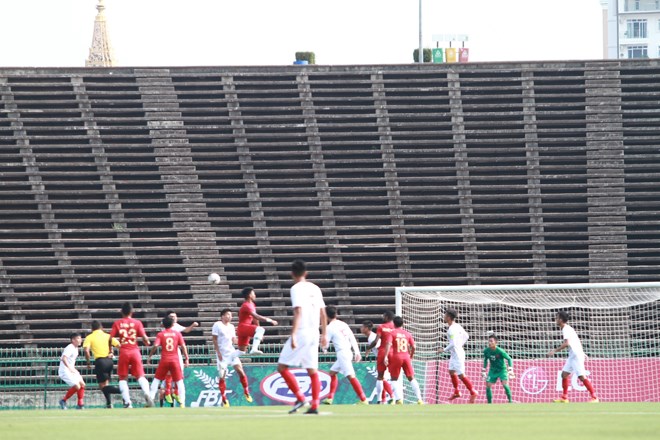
left=603, top=0, right=660, bottom=59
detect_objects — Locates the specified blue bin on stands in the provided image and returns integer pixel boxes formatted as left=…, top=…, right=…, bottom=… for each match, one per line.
left=293, top=60, right=309, bottom=65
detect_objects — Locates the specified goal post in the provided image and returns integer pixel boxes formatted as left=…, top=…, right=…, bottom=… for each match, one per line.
left=395, top=282, right=660, bottom=404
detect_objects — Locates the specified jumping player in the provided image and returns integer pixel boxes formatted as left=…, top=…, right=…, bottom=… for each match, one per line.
left=109, top=302, right=153, bottom=408
left=211, top=309, right=253, bottom=406
left=277, top=260, right=327, bottom=415
left=237, top=287, right=278, bottom=354
left=321, top=306, right=368, bottom=405
left=482, top=334, right=514, bottom=403
left=364, top=311, right=396, bottom=404
left=148, top=316, right=189, bottom=407
left=383, top=316, right=423, bottom=404
left=546, top=311, right=599, bottom=403
left=443, top=308, right=478, bottom=403
left=58, top=333, right=85, bottom=410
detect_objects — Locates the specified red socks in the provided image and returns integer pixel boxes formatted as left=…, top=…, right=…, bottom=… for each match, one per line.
left=581, top=378, right=597, bottom=399
left=460, top=376, right=475, bottom=394
left=383, top=380, right=394, bottom=398
left=239, top=373, right=249, bottom=393
left=165, top=376, right=172, bottom=394
left=349, top=377, right=367, bottom=401
left=63, top=386, right=77, bottom=401
left=219, top=378, right=227, bottom=399
left=309, top=372, right=320, bottom=410
left=76, top=387, right=85, bottom=406
left=328, top=375, right=338, bottom=398
left=450, top=374, right=460, bottom=393
left=562, top=376, right=570, bottom=399
left=279, top=369, right=306, bottom=402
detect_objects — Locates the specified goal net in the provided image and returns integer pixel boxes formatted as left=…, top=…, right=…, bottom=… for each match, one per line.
left=396, top=282, right=660, bottom=404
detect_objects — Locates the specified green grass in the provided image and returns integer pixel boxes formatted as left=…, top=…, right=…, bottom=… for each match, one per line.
left=1, top=403, right=659, bottom=440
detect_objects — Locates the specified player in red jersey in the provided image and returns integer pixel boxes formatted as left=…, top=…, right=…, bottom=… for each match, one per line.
left=148, top=315, right=190, bottom=407
left=383, top=316, right=423, bottom=404
left=237, top=287, right=278, bottom=354
left=109, top=302, right=153, bottom=408
left=364, top=310, right=395, bottom=404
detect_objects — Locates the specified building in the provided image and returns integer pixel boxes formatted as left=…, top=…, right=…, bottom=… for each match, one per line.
left=604, top=0, right=660, bottom=59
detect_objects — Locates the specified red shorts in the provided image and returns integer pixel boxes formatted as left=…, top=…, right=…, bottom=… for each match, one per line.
left=154, top=359, right=183, bottom=382
left=237, top=323, right=257, bottom=347
left=376, top=351, right=389, bottom=374
left=388, top=356, right=414, bottom=380
left=117, top=350, right=144, bottom=380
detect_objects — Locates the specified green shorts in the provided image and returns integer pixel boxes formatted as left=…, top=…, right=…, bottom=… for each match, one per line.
left=487, top=370, right=508, bottom=383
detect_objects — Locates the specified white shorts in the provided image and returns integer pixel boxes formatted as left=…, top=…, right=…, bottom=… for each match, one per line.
left=59, top=369, right=84, bottom=387
left=563, top=354, right=587, bottom=377
left=330, top=352, right=355, bottom=377
left=278, top=331, right=320, bottom=370
left=448, top=352, right=466, bottom=375
left=217, top=351, right=242, bottom=379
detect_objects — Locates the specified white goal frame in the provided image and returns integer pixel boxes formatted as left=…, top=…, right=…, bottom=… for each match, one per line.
left=395, top=282, right=660, bottom=404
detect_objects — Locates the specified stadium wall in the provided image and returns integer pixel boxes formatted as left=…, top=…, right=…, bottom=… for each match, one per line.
left=1, top=61, right=660, bottom=347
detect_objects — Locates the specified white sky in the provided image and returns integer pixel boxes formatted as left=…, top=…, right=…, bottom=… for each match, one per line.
left=0, top=0, right=605, bottom=67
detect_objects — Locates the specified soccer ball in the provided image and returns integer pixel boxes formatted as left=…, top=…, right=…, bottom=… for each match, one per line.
left=208, top=273, right=221, bottom=285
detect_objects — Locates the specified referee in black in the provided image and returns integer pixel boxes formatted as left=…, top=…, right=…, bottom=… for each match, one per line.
left=83, top=320, right=122, bottom=408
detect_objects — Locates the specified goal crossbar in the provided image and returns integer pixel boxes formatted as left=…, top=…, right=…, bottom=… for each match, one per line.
left=396, top=282, right=660, bottom=313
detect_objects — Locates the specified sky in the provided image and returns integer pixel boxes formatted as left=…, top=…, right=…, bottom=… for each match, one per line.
left=0, top=0, right=605, bottom=67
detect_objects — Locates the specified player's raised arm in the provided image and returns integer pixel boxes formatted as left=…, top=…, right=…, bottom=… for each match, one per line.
left=181, top=322, right=199, bottom=333
left=250, top=309, right=278, bottom=326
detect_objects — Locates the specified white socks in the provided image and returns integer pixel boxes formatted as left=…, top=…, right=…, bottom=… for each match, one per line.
left=391, top=379, right=403, bottom=401
left=410, top=378, right=422, bottom=401
left=137, top=376, right=150, bottom=396
left=119, top=380, right=131, bottom=404
left=149, top=379, right=161, bottom=401
left=250, top=327, right=266, bottom=353
left=376, top=380, right=384, bottom=402
left=175, top=380, right=186, bottom=407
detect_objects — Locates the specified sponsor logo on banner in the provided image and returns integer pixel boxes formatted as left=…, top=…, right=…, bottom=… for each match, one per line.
left=189, top=369, right=234, bottom=407
left=260, top=369, right=332, bottom=403
left=185, top=363, right=377, bottom=407
left=520, top=366, right=549, bottom=395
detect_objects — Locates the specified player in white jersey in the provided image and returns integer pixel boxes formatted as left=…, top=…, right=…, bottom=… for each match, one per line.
left=321, top=306, right=368, bottom=405
left=160, top=310, right=199, bottom=406
left=546, top=310, right=599, bottom=403
left=443, top=308, right=478, bottom=403
left=211, top=309, right=252, bottom=406
left=277, top=260, right=327, bottom=415
left=58, top=333, right=86, bottom=410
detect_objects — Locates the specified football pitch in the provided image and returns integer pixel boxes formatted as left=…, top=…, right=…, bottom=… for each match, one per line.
left=2, top=403, right=659, bottom=440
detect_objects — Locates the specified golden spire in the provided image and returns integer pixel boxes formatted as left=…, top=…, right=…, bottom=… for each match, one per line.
left=86, top=0, right=115, bottom=67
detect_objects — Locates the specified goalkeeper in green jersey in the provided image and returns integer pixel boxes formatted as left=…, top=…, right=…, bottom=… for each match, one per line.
left=482, top=335, right=514, bottom=403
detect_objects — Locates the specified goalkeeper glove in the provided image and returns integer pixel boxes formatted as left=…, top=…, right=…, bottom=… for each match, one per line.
left=481, top=369, right=487, bottom=380
left=508, top=367, right=515, bottom=379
